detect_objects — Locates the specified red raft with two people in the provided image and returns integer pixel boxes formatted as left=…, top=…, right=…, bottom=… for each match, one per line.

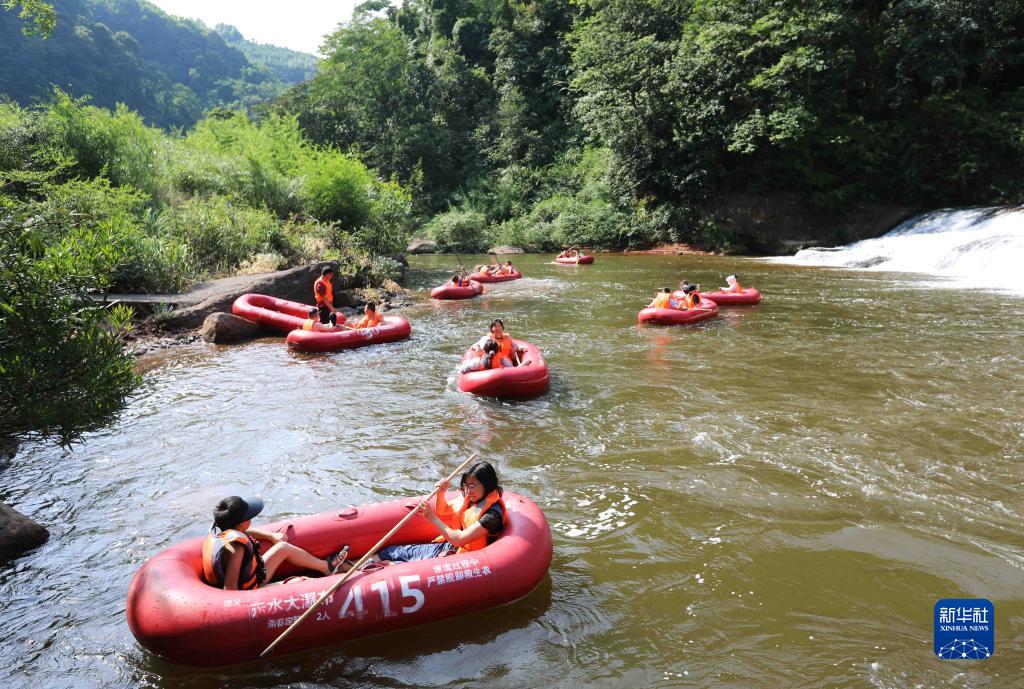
left=127, top=492, right=552, bottom=667
left=232, top=294, right=411, bottom=353
left=431, top=280, right=484, bottom=300
left=637, top=287, right=719, bottom=325
left=554, top=251, right=594, bottom=265
left=467, top=264, right=522, bottom=283
left=458, top=339, right=549, bottom=399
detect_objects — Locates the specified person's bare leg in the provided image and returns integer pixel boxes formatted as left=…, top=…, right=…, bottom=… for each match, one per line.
left=261, top=542, right=329, bottom=581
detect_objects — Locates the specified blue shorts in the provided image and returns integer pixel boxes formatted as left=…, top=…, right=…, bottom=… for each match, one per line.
left=377, top=542, right=453, bottom=563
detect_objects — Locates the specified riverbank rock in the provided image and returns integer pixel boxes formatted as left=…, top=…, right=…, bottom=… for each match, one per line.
left=150, top=261, right=356, bottom=331
left=200, top=312, right=264, bottom=344
left=0, top=501, right=49, bottom=560
left=488, top=245, right=525, bottom=254
left=0, top=437, right=17, bottom=471
left=407, top=238, right=438, bottom=254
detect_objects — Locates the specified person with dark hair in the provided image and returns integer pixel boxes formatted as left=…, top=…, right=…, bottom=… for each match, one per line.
left=499, top=260, right=514, bottom=275
left=459, top=339, right=512, bottom=373
left=471, top=319, right=526, bottom=366
left=201, top=496, right=348, bottom=590
left=648, top=287, right=674, bottom=309
left=681, top=283, right=702, bottom=309
left=371, top=462, right=507, bottom=564
left=301, top=307, right=318, bottom=331
left=345, top=302, right=384, bottom=329
left=314, top=267, right=338, bottom=326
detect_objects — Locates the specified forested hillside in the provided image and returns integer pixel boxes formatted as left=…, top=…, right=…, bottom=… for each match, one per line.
left=0, top=0, right=317, bottom=129
left=277, top=0, right=1024, bottom=253
left=215, top=24, right=318, bottom=85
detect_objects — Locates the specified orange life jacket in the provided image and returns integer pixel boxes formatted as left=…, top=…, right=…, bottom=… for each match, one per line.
left=654, top=292, right=672, bottom=309
left=314, top=276, right=333, bottom=307
left=302, top=319, right=315, bottom=331
left=353, top=311, right=383, bottom=329
left=684, top=292, right=700, bottom=309
left=492, top=333, right=514, bottom=361
left=433, top=490, right=507, bottom=553
left=202, top=528, right=263, bottom=590
left=726, top=280, right=742, bottom=293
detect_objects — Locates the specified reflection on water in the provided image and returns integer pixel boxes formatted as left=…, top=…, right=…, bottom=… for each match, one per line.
left=2, top=253, right=1023, bottom=688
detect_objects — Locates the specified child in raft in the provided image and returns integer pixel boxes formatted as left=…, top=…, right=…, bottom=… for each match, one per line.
left=471, top=319, right=528, bottom=366
left=343, top=302, right=384, bottom=329
left=648, top=287, right=676, bottom=309
left=371, top=462, right=507, bottom=564
left=202, top=496, right=347, bottom=590
left=459, top=339, right=513, bottom=373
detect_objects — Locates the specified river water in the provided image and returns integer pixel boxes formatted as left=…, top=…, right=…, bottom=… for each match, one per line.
left=2, top=253, right=1022, bottom=689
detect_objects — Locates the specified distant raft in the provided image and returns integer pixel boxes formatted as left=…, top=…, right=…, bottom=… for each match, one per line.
left=431, top=280, right=484, bottom=300
left=232, top=293, right=346, bottom=332
left=126, top=492, right=552, bottom=667
left=286, top=316, right=411, bottom=353
left=555, top=255, right=595, bottom=265
left=637, top=299, right=719, bottom=325
left=458, top=340, right=549, bottom=399
left=467, top=269, right=522, bottom=283
left=698, top=288, right=762, bottom=306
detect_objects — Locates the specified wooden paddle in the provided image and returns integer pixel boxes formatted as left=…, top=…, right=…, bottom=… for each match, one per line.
left=259, top=452, right=479, bottom=658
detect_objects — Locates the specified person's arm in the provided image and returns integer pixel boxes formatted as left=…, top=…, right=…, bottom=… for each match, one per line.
left=222, top=542, right=243, bottom=591
left=418, top=502, right=488, bottom=547
left=247, top=527, right=286, bottom=543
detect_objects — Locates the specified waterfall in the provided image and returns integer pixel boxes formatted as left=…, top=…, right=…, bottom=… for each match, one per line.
left=775, top=206, right=1024, bottom=292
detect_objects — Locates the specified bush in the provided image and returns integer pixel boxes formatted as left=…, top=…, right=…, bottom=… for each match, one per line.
left=154, top=196, right=299, bottom=276
left=298, top=148, right=373, bottom=227
left=0, top=221, right=139, bottom=444
left=425, top=209, right=488, bottom=252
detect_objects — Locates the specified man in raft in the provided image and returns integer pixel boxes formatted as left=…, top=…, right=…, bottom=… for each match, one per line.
left=680, top=283, right=702, bottom=309
left=313, top=267, right=338, bottom=326
left=202, top=496, right=347, bottom=590
left=343, top=302, right=384, bottom=329
left=499, top=260, right=515, bottom=275
left=471, top=319, right=528, bottom=366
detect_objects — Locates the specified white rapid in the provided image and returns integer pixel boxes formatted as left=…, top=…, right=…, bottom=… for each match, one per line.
left=776, top=206, right=1024, bottom=292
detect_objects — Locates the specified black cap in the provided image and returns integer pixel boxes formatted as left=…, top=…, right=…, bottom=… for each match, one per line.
left=213, top=496, right=264, bottom=530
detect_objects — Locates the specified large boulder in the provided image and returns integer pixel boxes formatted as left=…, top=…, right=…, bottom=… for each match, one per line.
left=407, top=238, right=438, bottom=254
left=488, top=245, right=525, bottom=254
left=200, top=312, right=264, bottom=344
left=0, top=501, right=49, bottom=560
left=157, top=261, right=353, bottom=330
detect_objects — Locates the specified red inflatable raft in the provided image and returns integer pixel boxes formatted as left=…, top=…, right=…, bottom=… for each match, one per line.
left=555, top=255, right=594, bottom=265
left=699, top=288, right=762, bottom=306
left=458, top=340, right=549, bottom=399
left=467, top=269, right=522, bottom=283
left=430, top=280, right=484, bottom=300
left=232, top=293, right=347, bottom=332
left=637, top=299, right=719, bottom=325
left=127, top=492, right=551, bottom=667
left=286, top=316, right=411, bottom=353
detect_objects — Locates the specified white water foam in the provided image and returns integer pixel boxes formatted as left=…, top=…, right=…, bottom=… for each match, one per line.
left=773, top=206, right=1024, bottom=293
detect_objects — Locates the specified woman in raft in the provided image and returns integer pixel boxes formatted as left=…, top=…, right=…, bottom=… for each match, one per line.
left=371, top=461, right=507, bottom=564
left=202, top=496, right=348, bottom=590
left=470, top=319, right=529, bottom=366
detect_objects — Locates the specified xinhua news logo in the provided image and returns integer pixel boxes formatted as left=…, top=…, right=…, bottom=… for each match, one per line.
left=934, top=599, right=994, bottom=660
